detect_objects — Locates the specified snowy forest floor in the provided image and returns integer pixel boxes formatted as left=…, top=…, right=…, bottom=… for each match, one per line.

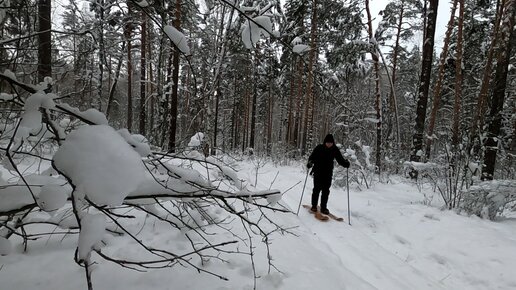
left=1, top=158, right=516, bottom=290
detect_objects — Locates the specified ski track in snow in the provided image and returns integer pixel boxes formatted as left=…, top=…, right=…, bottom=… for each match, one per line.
left=257, top=162, right=516, bottom=290
left=295, top=202, right=445, bottom=290
left=257, top=164, right=444, bottom=290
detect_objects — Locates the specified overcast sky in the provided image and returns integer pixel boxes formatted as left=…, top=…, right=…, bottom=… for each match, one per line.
left=50, top=0, right=452, bottom=52
left=369, top=0, right=452, bottom=51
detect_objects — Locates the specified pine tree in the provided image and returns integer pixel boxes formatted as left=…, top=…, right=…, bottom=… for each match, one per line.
left=38, top=0, right=51, bottom=84
left=376, top=0, right=423, bottom=156
left=482, top=0, right=516, bottom=180
left=410, top=0, right=439, bottom=176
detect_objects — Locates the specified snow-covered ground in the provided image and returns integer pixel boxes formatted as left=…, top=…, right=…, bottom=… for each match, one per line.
left=1, top=159, right=516, bottom=290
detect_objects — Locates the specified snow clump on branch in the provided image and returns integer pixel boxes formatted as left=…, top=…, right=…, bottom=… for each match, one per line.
left=164, top=25, right=191, bottom=56
left=241, top=16, right=273, bottom=49
left=188, top=132, right=205, bottom=147
left=15, top=91, right=57, bottom=145
left=77, top=213, right=106, bottom=261
left=53, top=125, right=148, bottom=206
left=37, top=184, right=70, bottom=212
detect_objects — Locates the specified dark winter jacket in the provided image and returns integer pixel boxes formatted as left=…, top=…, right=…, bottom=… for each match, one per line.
left=308, top=134, right=350, bottom=179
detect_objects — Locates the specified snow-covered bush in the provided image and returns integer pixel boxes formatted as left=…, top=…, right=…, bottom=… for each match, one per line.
left=404, top=145, right=482, bottom=208
left=0, top=73, right=287, bottom=290
left=460, top=180, right=516, bottom=220
left=334, top=141, right=375, bottom=190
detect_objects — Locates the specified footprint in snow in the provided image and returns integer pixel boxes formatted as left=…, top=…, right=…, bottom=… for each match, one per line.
left=394, top=235, right=411, bottom=246
left=430, top=253, right=448, bottom=265
left=424, top=213, right=441, bottom=221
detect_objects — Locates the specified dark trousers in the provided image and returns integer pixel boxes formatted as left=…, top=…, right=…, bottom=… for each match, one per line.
left=311, top=174, right=332, bottom=210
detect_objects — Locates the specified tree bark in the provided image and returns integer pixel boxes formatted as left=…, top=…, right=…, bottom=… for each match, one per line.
left=213, top=87, right=220, bottom=155
left=471, top=0, right=505, bottom=140
left=96, top=0, right=105, bottom=110
left=125, top=5, right=133, bottom=131
left=106, top=41, right=126, bottom=118
left=243, top=74, right=250, bottom=151
left=302, top=0, right=318, bottom=155
left=388, top=1, right=404, bottom=146
left=425, top=0, right=458, bottom=158
left=168, top=0, right=182, bottom=152
left=294, top=58, right=304, bottom=150
left=451, top=0, right=464, bottom=147
left=409, top=0, right=439, bottom=170
left=210, top=4, right=235, bottom=155
left=482, top=0, right=515, bottom=180
left=267, top=75, right=273, bottom=155
left=37, top=0, right=51, bottom=84
left=139, top=12, right=147, bottom=135
left=365, top=0, right=382, bottom=172
left=148, top=27, right=155, bottom=139
left=287, top=58, right=296, bottom=147
left=249, top=51, right=258, bottom=150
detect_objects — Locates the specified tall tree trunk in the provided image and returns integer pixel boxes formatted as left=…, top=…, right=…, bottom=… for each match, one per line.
left=425, top=0, right=458, bottom=158
left=148, top=27, right=155, bottom=139
left=482, top=0, right=515, bottom=180
left=243, top=77, right=250, bottom=151
left=452, top=0, right=464, bottom=147
left=231, top=79, right=238, bottom=150
left=471, top=0, right=505, bottom=141
left=294, top=58, right=304, bottom=150
left=302, top=0, right=318, bottom=155
left=213, top=87, right=220, bottom=155
left=161, top=49, right=172, bottom=147
left=37, top=0, right=51, bottom=84
left=168, top=0, right=182, bottom=152
left=512, top=100, right=516, bottom=155
left=139, top=12, right=147, bottom=135
left=287, top=59, right=295, bottom=147
left=106, top=41, right=126, bottom=118
left=365, top=0, right=382, bottom=172
left=96, top=0, right=105, bottom=110
left=125, top=7, right=133, bottom=131
left=249, top=52, right=258, bottom=150
left=409, top=0, right=439, bottom=172
left=388, top=1, right=404, bottom=146
left=267, top=76, right=273, bottom=155
left=156, top=3, right=167, bottom=146
left=210, top=4, right=234, bottom=155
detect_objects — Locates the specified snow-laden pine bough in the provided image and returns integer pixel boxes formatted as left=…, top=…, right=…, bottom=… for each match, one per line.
left=0, top=72, right=294, bottom=290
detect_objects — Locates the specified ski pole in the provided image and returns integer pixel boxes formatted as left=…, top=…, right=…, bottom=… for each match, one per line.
left=296, top=169, right=310, bottom=215
left=347, top=167, right=351, bottom=225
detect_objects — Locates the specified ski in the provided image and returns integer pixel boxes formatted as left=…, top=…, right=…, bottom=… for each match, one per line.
left=302, top=205, right=344, bottom=222
left=302, top=204, right=329, bottom=221
left=326, top=212, right=344, bottom=222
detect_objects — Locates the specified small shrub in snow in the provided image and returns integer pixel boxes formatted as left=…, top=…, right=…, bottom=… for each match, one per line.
left=460, top=180, right=516, bottom=220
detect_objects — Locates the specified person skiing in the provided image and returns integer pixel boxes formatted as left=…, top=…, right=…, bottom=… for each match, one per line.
left=307, top=133, right=350, bottom=215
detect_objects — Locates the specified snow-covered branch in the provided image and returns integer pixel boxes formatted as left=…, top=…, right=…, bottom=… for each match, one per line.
left=0, top=78, right=289, bottom=290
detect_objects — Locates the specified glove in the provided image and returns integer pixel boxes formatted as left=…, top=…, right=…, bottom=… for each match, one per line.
left=307, top=161, right=314, bottom=169
left=343, top=159, right=350, bottom=168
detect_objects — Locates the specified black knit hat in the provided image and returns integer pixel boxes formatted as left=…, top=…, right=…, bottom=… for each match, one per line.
left=323, top=134, right=335, bottom=143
